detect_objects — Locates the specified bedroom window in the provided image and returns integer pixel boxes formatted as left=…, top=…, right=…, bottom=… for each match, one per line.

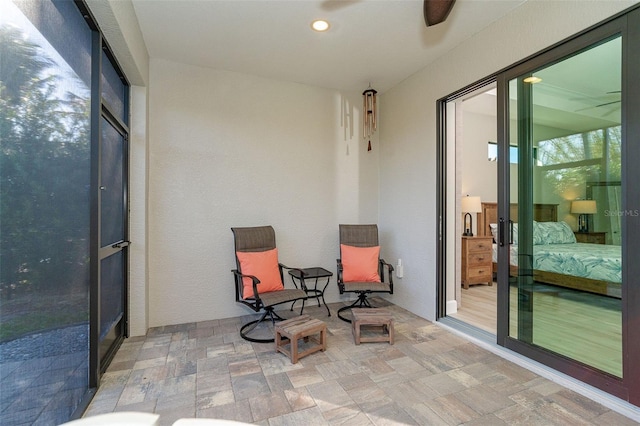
left=537, top=126, right=621, bottom=169
left=537, top=125, right=621, bottom=218
left=488, top=142, right=539, bottom=164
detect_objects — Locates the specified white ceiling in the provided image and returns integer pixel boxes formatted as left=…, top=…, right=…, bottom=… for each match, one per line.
left=130, top=0, right=527, bottom=93
left=129, top=0, right=622, bottom=136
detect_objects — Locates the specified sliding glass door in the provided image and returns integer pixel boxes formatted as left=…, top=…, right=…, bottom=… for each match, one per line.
left=505, top=36, right=623, bottom=376
left=433, top=2, right=640, bottom=406
left=494, top=10, right=640, bottom=403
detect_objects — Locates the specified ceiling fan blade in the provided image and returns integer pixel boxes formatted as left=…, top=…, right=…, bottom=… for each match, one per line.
left=320, top=0, right=361, bottom=12
left=424, top=0, right=456, bottom=27
left=575, top=100, right=620, bottom=112
left=593, top=100, right=621, bottom=108
left=602, top=105, right=621, bottom=118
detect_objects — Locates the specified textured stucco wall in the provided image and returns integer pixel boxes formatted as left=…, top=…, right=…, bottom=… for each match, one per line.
left=147, top=58, right=379, bottom=327
left=128, top=85, right=149, bottom=337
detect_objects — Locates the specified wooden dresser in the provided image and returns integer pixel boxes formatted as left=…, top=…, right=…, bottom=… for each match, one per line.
left=461, top=236, right=493, bottom=289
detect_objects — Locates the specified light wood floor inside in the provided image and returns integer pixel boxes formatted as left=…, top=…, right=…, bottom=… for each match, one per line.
left=449, top=283, right=622, bottom=377
left=450, top=284, right=498, bottom=335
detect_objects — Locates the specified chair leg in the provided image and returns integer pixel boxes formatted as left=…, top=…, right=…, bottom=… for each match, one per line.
left=290, top=297, right=307, bottom=316
left=271, top=309, right=285, bottom=321
left=240, top=308, right=282, bottom=343
left=337, top=292, right=373, bottom=323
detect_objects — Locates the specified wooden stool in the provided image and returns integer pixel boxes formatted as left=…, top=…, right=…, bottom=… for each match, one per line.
left=275, top=315, right=327, bottom=363
left=352, top=308, right=394, bottom=345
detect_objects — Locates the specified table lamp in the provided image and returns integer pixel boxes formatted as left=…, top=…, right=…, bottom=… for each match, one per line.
left=462, top=195, right=482, bottom=236
left=571, top=200, right=597, bottom=233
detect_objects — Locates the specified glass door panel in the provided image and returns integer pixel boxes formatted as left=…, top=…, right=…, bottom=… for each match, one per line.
left=100, top=118, right=125, bottom=245
left=507, top=37, right=622, bottom=377
left=98, top=116, right=127, bottom=365
left=99, top=251, right=124, bottom=359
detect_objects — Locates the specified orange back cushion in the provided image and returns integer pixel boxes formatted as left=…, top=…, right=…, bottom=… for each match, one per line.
left=236, top=248, right=284, bottom=299
left=341, top=244, right=381, bottom=282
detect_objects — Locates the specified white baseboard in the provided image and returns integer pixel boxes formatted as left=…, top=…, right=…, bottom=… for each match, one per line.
left=446, top=299, right=458, bottom=314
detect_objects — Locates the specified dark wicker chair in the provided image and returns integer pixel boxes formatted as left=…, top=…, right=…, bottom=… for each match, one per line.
left=336, top=224, right=394, bottom=322
left=231, top=226, right=308, bottom=343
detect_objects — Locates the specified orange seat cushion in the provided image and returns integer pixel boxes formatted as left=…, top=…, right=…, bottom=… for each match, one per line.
left=236, top=248, right=284, bottom=299
left=341, top=244, right=381, bottom=282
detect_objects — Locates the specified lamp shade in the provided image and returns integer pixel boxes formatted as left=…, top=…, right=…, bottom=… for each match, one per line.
left=461, top=196, right=482, bottom=213
left=571, top=200, right=597, bottom=214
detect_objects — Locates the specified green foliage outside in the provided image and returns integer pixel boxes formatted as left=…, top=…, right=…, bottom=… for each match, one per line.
left=1, top=25, right=90, bottom=342
left=537, top=126, right=622, bottom=197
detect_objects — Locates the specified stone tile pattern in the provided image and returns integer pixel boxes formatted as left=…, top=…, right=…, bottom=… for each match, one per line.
left=84, top=299, right=638, bottom=426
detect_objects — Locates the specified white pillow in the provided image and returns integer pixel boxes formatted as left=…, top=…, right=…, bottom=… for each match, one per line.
left=489, top=223, right=498, bottom=242
left=489, top=222, right=517, bottom=244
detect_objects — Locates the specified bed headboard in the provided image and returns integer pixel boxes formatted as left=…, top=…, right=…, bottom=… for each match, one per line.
left=479, top=202, right=558, bottom=237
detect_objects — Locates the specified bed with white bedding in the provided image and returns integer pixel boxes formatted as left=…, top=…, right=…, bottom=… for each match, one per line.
left=491, top=243, right=621, bottom=297
left=482, top=202, right=622, bottom=298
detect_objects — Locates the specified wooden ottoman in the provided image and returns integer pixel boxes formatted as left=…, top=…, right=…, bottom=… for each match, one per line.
left=352, top=308, right=394, bottom=345
left=275, top=315, right=327, bottom=363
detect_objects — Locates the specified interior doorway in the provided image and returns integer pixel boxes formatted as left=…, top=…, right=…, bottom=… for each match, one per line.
left=445, top=83, right=498, bottom=335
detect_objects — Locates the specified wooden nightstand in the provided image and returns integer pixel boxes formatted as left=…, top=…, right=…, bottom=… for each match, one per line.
left=461, top=236, right=493, bottom=289
left=574, top=232, right=606, bottom=244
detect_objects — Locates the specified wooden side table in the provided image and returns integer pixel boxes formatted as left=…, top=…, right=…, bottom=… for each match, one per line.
left=275, top=315, right=326, bottom=363
left=461, top=236, right=493, bottom=289
left=574, top=231, right=606, bottom=244
left=352, top=308, right=394, bottom=345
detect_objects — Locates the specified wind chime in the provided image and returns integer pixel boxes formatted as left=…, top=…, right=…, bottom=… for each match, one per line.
left=362, top=85, right=377, bottom=151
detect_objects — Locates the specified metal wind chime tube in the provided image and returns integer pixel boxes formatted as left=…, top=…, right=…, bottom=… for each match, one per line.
left=363, top=86, right=377, bottom=151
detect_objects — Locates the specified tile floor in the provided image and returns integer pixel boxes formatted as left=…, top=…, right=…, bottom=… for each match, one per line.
left=84, top=298, right=639, bottom=425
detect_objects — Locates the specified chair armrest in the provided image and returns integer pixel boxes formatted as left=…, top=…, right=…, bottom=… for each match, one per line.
left=379, top=258, right=394, bottom=271
left=336, top=259, right=345, bottom=293
left=379, top=259, right=395, bottom=287
left=232, top=269, right=261, bottom=302
left=279, top=263, right=307, bottom=278
left=336, top=259, right=344, bottom=279
left=278, top=263, right=308, bottom=290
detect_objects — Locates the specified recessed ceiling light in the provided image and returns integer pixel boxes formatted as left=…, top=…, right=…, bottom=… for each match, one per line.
left=311, top=20, right=330, bottom=32
left=523, top=76, right=542, bottom=84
